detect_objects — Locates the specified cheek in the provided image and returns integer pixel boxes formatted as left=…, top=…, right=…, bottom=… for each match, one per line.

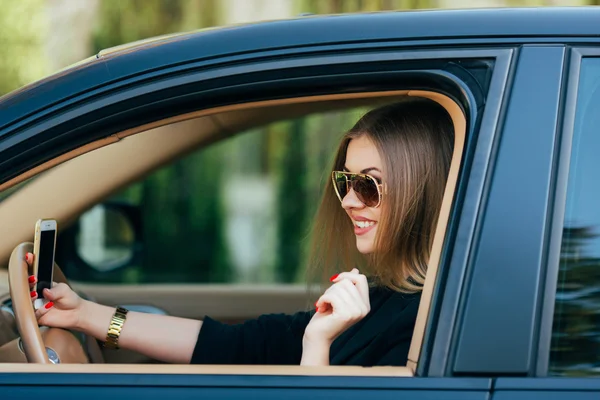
left=372, top=207, right=382, bottom=221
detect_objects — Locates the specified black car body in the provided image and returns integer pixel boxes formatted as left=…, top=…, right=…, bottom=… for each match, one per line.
left=1, top=7, right=600, bottom=399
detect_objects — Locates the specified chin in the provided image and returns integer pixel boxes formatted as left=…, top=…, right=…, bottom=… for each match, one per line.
left=355, top=237, right=376, bottom=254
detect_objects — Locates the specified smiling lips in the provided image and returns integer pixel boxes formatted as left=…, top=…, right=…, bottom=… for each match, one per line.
left=353, top=217, right=377, bottom=235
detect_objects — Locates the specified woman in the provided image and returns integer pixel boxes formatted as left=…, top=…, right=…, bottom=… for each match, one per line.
left=25, top=98, right=454, bottom=366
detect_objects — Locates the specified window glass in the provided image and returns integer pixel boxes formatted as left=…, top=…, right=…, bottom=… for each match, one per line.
left=551, top=57, right=600, bottom=376
left=60, top=108, right=367, bottom=284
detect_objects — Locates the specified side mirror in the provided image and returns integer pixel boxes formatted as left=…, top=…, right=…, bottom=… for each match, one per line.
left=56, top=202, right=143, bottom=281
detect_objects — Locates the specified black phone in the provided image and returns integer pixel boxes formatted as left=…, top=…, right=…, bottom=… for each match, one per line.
left=32, top=219, right=57, bottom=307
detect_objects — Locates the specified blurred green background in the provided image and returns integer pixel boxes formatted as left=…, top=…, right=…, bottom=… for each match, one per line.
left=1, top=0, right=595, bottom=100
left=0, top=0, right=594, bottom=286
left=0, top=0, right=594, bottom=287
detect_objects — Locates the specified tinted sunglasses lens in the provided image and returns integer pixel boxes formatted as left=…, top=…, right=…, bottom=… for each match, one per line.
left=352, top=175, right=380, bottom=207
left=332, top=172, right=348, bottom=199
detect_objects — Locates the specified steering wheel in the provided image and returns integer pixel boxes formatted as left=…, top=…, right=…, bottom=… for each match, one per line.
left=7, top=242, right=103, bottom=363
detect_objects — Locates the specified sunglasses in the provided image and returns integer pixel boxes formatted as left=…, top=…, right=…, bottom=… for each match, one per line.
left=331, top=171, right=384, bottom=208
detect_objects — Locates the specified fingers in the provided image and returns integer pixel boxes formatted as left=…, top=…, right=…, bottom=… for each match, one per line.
left=43, top=282, right=69, bottom=302
left=25, top=253, right=37, bottom=289
left=331, top=270, right=370, bottom=305
left=34, top=300, right=54, bottom=319
left=317, top=290, right=363, bottom=322
left=317, top=279, right=368, bottom=317
left=316, top=292, right=345, bottom=316
left=337, top=279, right=369, bottom=315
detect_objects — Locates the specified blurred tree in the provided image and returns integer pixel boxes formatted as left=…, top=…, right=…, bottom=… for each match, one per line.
left=44, top=0, right=99, bottom=71
left=0, top=1, right=48, bottom=95
left=92, top=0, right=219, bottom=53
left=92, top=0, right=230, bottom=283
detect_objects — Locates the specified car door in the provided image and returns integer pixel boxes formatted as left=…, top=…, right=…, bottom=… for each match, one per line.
left=0, top=23, right=511, bottom=398
left=491, top=48, right=600, bottom=399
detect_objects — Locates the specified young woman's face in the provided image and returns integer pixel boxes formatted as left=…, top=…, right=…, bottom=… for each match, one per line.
left=342, top=135, right=383, bottom=254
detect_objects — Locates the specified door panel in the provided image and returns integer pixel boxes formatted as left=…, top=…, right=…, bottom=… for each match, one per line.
left=453, top=46, right=566, bottom=375
left=494, top=378, right=600, bottom=400
left=0, top=373, right=492, bottom=400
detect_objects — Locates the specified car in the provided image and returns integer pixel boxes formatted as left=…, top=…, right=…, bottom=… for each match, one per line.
left=1, top=5, right=600, bottom=399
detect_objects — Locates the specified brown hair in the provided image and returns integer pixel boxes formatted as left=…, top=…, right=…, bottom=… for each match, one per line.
left=307, top=98, right=454, bottom=293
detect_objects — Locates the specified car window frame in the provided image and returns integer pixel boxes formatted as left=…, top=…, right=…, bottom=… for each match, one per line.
left=0, top=46, right=512, bottom=379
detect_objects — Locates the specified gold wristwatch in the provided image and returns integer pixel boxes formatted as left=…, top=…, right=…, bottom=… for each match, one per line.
left=103, top=307, right=129, bottom=349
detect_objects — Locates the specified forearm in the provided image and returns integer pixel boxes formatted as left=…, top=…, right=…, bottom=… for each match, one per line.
left=78, top=300, right=202, bottom=364
left=300, top=338, right=331, bottom=366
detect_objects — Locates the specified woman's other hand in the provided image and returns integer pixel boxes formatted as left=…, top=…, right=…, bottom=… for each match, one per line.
left=300, top=268, right=370, bottom=365
left=25, top=252, right=85, bottom=330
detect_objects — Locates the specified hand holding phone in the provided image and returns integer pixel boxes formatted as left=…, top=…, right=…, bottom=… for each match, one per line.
left=32, top=219, right=57, bottom=309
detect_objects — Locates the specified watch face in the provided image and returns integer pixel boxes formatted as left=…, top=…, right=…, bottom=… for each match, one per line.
left=46, top=347, right=60, bottom=364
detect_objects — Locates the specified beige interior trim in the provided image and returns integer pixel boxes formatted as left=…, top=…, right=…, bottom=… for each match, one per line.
left=0, top=135, right=120, bottom=192
left=0, top=91, right=410, bottom=193
left=0, top=363, right=414, bottom=376
left=0, top=90, right=466, bottom=376
left=76, top=283, right=319, bottom=320
left=405, top=90, right=466, bottom=372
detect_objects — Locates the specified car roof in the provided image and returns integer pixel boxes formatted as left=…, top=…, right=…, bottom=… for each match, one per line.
left=1, top=7, right=599, bottom=135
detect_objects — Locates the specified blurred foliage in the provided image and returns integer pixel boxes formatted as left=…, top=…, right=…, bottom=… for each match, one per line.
left=91, top=0, right=219, bottom=53
left=0, top=1, right=48, bottom=95
left=80, top=0, right=435, bottom=285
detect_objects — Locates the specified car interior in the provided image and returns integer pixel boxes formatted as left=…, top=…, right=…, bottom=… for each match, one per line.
left=0, top=89, right=465, bottom=376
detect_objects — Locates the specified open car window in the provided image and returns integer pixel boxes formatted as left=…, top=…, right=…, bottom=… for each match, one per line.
left=0, top=90, right=467, bottom=375
left=56, top=107, right=368, bottom=285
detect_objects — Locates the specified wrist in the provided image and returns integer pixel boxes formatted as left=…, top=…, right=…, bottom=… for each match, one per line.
left=76, top=300, right=114, bottom=339
left=302, top=334, right=332, bottom=349
left=74, top=299, right=91, bottom=331
left=300, top=335, right=332, bottom=366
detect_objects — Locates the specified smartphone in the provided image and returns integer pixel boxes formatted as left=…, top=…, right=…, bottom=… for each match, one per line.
left=32, top=219, right=57, bottom=308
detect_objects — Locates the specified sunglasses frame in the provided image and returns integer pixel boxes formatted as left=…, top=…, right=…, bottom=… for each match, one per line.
left=331, top=170, right=384, bottom=208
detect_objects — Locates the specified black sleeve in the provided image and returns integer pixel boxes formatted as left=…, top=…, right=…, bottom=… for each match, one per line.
left=374, top=297, right=420, bottom=366
left=190, top=311, right=313, bottom=365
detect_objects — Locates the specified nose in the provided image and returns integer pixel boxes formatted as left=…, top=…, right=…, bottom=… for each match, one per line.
left=341, top=188, right=365, bottom=210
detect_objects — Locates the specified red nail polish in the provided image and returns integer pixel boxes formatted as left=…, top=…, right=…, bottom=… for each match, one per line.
left=30, top=290, right=36, bottom=298
left=28, top=275, right=35, bottom=283
left=44, top=302, right=54, bottom=309
left=329, top=273, right=339, bottom=282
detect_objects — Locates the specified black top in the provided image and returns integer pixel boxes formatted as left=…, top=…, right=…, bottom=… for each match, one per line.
left=191, top=286, right=421, bottom=366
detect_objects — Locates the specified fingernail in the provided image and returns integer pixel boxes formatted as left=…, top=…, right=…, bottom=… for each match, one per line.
left=44, top=302, right=54, bottom=309
left=28, top=275, right=35, bottom=283
left=329, top=273, right=339, bottom=282
left=30, top=290, right=36, bottom=298
left=24, top=254, right=30, bottom=262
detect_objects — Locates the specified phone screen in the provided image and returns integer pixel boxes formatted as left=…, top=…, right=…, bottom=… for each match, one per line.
left=36, top=229, right=55, bottom=298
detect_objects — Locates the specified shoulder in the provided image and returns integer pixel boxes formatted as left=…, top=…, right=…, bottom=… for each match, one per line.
left=370, top=284, right=422, bottom=305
